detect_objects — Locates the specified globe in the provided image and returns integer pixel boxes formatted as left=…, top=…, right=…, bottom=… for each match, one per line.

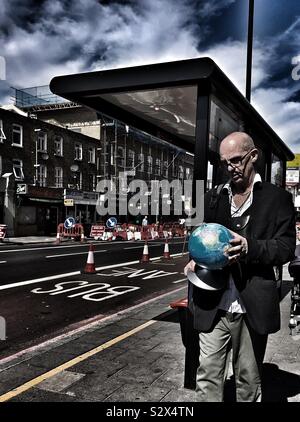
left=188, top=223, right=233, bottom=270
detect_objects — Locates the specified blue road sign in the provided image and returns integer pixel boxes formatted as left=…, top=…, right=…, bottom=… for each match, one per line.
left=64, top=217, right=76, bottom=229
left=106, top=217, right=118, bottom=228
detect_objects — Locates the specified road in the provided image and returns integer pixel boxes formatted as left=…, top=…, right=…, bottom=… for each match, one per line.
left=0, top=239, right=189, bottom=359
left=0, top=239, right=187, bottom=284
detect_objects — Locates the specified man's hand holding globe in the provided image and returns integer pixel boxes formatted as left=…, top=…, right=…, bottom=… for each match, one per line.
left=184, top=223, right=248, bottom=288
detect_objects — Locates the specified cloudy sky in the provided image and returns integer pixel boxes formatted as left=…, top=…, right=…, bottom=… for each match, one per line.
left=0, top=0, right=300, bottom=151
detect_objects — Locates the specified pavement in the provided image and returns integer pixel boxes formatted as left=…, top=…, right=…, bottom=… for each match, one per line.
left=0, top=259, right=299, bottom=404
left=0, top=236, right=69, bottom=245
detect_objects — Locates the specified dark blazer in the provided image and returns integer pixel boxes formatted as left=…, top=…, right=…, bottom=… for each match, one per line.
left=189, top=181, right=296, bottom=335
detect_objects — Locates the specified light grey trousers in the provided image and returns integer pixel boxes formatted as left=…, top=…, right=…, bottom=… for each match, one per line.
left=196, top=311, right=268, bottom=402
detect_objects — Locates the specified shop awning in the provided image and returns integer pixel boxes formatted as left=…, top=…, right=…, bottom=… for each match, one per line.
left=28, top=198, right=63, bottom=204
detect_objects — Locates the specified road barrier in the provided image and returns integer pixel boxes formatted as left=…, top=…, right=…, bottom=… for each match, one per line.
left=0, top=224, right=7, bottom=242
left=90, top=224, right=106, bottom=240
left=89, top=222, right=187, bottom=242
left=54, top=223, right=85, bottom=244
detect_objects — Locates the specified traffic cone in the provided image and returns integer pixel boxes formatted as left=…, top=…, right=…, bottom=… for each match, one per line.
left=140, top=240, right=150, bottom=263
left=163, top=238, right=172, bottom=259
left=54, top=231, right=61, bottom=245
left=82, top=244, right=96, bottom=274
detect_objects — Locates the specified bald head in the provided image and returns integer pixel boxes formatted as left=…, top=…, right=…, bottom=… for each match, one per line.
left=219, top=132, right=258, bottom=188
left=220, top=132, right=255, bottom=154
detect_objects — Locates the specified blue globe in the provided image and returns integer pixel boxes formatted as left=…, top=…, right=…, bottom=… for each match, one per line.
left=188, top=223, right=233, bottom=270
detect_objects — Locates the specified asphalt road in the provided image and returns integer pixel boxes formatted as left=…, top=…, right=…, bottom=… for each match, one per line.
left=0, top=239, right=187, bottom=284
left=0, top=239, right=189, bottom=359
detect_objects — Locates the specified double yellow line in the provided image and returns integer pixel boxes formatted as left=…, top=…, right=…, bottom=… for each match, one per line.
left=0, top=320, right=156, bottom=402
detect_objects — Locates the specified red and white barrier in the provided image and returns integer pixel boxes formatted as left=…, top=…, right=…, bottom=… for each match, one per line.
left=0, top=224, right=7, bottom=242
left=54, top=223, right=85, bottom=244
left=90, top=224, right=106, bottom=240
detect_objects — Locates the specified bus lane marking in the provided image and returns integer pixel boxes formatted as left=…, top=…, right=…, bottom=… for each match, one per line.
left=30, top=267, right=181, bottom=302
left=0, top=253, right=188, bottom=291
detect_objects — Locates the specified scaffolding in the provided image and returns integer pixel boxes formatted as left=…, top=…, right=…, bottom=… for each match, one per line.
left=12, top=85, right=79, bottom=110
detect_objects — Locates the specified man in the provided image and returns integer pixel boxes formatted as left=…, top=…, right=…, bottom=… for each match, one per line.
left=142, top=215, right=148, bottom=226
left=184, top=131, right=296, bottom=402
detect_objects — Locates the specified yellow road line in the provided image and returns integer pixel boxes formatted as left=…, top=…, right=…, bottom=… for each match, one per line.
left=0, top=319, right=157, bottom=402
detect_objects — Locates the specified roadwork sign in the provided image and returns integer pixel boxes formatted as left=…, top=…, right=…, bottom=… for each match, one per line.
left=64, top=217, right=76, bottom=229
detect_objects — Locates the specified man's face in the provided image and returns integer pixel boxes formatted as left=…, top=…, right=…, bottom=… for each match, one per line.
left=219, top=139, right=255, bottom=186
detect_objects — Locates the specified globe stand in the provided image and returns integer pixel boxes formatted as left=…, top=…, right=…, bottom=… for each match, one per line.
left=187, top=265, right=229, bottom=291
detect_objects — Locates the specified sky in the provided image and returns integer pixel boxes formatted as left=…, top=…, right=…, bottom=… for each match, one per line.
left=0, top=0, right=300, bottom=151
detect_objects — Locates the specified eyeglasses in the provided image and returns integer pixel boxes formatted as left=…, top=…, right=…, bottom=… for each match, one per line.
left=220, top=149, right=253, bottom=169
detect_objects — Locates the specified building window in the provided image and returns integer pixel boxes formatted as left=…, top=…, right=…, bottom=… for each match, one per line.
left=173, top=164, right=178, bottom=178
left=128, top=149, right=135, bottom=169
left=186, top=167, right=192, bottom=179
left=117, top=146, right=125, bottom=167
left=147, top=156, right=153, bottom=174
left=163, top=161, right=168, bottom=178
left=55, top=167, right=63, bottom=188
left=138, top=153, right=144, bottom=172
left=71, top=171, right=82, bottom=190
left=88, top=174, right=96, bottom=191
left=75, top=143, right=83, bottom=160
left=12, top=124, right=23, bottom=147
left=36, top=165, right=47, bottom=187
left=13, top=159, right=24, bottom=180
left=0, top=120, right=6, bottom=142
left=155, top=158, right=161, bottom=176
left=88, top=147, right=96, bottom=164
left=37, top=131, right=47, bottom=152
left=179, top=165, right=184, bottom=179
left=54, top=136, right=63, bottom=156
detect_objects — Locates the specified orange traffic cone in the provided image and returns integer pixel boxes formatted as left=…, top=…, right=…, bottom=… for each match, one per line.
left=163, top=238, right=172, bottom=259
left=140, top=240, right=150, bottom=263
left=82, top=244, right=96, bottom=274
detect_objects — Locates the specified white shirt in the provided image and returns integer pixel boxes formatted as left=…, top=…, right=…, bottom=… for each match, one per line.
left=218, top=173, right=262, bottom=313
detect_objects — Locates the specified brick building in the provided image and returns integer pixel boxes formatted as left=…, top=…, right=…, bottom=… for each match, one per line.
left=0, top=107, right=101, bottom=236
left=12, top=86, right=194, bottom=226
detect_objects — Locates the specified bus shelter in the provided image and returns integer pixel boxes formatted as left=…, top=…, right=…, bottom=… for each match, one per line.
left=50, top=57, right=294, bottom=190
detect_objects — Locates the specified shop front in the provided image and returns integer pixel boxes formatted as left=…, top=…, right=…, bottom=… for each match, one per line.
left=16, top=184, right=64, bottom=235
left=64, top=189, right=99, bottom=235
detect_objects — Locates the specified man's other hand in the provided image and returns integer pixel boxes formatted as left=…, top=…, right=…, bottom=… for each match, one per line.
left=226, top=230, right=248, bottom=264
left=184, top=259, right=196, bottom=276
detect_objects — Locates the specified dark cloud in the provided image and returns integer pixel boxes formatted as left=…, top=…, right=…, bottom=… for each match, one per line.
left=0, top=0, right=299, bottom=148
